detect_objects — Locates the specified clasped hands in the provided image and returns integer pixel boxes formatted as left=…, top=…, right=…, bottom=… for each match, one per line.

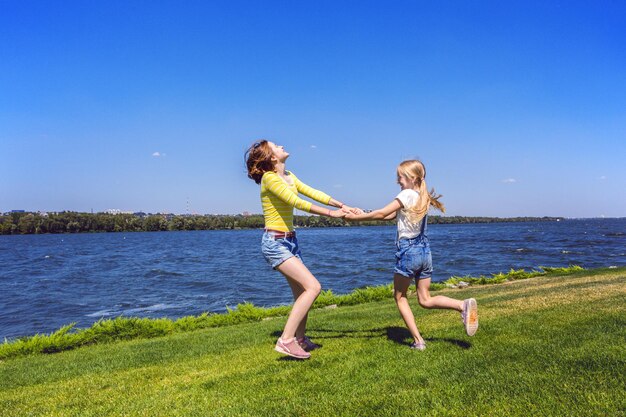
left=327, top=205, right=364, bottom=219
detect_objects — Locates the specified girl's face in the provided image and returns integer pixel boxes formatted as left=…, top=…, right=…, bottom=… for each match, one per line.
left=397, top=172, right=415, bottom=190
left=268, top=142, right=289, bottom=162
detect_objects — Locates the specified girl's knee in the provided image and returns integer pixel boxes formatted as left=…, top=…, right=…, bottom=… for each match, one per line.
left=418, top=297, right=433, bottom=309
left=309, top=281, right=322, bottom=296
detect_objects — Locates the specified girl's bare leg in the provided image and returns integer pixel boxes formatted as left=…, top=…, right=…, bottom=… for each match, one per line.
left=286, top=275, right=307, bottom=339
left=393, top=274, right=424, bottom=344
left=275, top=257, right=321, bottom=340
left=416, top=278, right=464, bottom=311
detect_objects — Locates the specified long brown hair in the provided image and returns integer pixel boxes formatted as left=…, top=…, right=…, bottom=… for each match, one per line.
left=245, top=140, right=275, bottom=184
left=397, top=160, right=445, bottom=224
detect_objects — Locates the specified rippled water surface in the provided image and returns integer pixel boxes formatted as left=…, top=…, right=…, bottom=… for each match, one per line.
left=1, top=219, right=624, bottom=338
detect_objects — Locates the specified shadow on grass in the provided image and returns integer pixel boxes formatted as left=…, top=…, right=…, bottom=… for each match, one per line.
left=271, top=328, right=379, bottom=341
left=271, top=326, right=471, bottom=349
left=385, top=326, right=471, bottom=349
left=277, top=356, right=310, bottom=362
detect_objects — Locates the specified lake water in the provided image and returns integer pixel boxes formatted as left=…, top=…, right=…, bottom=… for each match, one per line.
left=1, top=219, right=624, bottom=339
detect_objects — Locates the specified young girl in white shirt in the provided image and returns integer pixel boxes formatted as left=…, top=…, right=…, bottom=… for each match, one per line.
left=346, top=160, right=478, bottom=350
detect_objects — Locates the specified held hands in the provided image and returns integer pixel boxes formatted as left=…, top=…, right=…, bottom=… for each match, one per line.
left=328, top=209, right=347, bottom=218
left=344, top=212, right=360, bottom=221
left=324, top=203, right=364, bottom=219
left=340, top=205, right=364, bottom=215
left=345, top=209, right=373, bottom=221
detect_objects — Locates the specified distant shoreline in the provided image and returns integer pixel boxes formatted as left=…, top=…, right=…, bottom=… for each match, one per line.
left=0, top=211, right=589, bottom=235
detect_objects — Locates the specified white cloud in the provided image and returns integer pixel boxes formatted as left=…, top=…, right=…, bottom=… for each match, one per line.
left=599, top=175, right=607, bottom=180
left=152, top=152, right=166, bottom=157
left=501, top=178, right=517, bottom=183
left=310, top=145, right=317, bottom=149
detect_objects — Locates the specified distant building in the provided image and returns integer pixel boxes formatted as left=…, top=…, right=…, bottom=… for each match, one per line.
left=104, top=209, right=134, bottom=215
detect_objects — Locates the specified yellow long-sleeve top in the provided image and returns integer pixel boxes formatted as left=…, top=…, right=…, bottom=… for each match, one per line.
left=261, top=171, right=332, bottom=232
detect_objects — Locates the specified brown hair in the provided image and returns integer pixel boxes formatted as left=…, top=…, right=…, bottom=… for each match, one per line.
left=245, top=140, right=275, bottom=184
left=397, top=160, right=445, bottom=224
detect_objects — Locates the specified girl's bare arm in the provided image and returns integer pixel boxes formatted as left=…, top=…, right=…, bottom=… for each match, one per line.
left=345, top=199, right=402, bottom=221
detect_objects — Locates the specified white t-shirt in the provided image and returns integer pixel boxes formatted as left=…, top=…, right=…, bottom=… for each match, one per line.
left=395, top=189, right=423, bottom=240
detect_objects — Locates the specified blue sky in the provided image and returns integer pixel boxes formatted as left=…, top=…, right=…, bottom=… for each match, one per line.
left=1, top=1, right=625, bottom=217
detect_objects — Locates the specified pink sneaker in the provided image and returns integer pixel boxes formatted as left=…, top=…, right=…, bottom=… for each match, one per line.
left=275, top=338, right=311, bottom=359
left=461, top=298, right=478, bottom=336
left=297, top=336, right=320, bottom=351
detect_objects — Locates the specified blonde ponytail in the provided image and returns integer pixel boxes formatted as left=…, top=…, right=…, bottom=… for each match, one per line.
left=397, top=160, right=445, bottom=224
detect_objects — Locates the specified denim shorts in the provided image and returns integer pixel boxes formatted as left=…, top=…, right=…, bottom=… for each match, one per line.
left=394, top=236, right=433, bottom=280
left=261, top=231, right=302, bottom=269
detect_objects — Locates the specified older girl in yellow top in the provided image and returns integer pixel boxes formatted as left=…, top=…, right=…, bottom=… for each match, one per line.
left=245, top=140, right=360, bottom=359
left=346, top=160, right=478, bottom=350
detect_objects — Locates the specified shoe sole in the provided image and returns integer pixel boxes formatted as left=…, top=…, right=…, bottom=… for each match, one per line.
left=465, top=298, right=478, bottom=336
left=274, top=345, right=310, bottom=359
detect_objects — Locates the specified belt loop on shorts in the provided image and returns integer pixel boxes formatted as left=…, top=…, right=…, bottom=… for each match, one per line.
left=265, top=229, right=296, bottom=239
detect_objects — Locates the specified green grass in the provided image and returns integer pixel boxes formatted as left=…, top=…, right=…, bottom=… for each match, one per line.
left=1, top=267, right=624, bottom=416
left=0, top=265, right=586, bottom=360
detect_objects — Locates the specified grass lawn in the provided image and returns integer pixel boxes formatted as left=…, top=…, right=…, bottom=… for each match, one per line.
left=1, top=268, right=624, bottom=416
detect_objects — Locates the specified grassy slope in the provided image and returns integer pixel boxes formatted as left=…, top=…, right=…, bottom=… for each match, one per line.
left=1, top=268, right=624, bottom=416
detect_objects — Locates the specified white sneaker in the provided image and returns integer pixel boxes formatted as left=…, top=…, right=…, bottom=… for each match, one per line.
left=462, top=298, right=478, bottom=336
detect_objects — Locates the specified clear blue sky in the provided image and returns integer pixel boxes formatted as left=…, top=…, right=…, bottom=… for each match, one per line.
left=1, top=1, right=625, bottom=217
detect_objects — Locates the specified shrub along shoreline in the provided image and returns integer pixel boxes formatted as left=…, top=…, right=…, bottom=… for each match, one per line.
left=0, top=265, right=592, bottom=360
left=1, top=211, right=565, bottom=235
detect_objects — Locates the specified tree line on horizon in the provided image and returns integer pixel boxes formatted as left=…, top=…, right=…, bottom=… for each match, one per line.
left=0, top=211, right=564, bottom=235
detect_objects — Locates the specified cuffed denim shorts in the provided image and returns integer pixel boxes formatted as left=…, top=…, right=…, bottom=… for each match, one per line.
left=394, top=236, right=433, bottom=280
left=261, top=231, right=302, bottom=269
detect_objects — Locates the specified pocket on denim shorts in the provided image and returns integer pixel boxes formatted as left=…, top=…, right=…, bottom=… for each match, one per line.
left=261, top=233, right=302, bottom=269
left=395, top=244, right=431, bottom=278
left=404, top=246, right=424, bottom=271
